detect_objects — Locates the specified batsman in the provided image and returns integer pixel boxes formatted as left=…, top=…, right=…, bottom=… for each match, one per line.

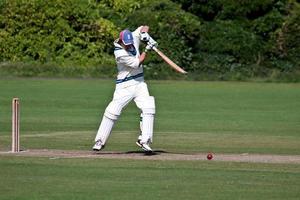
left=93, top=25, right=157, bottom=152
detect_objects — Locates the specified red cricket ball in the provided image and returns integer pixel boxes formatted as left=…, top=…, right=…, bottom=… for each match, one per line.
left=207, top=153, right=213, bottom=160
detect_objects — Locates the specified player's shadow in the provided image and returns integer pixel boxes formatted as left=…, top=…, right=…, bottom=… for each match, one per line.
left=92, top=150, right=168, bottom=156
left=125, top=150, right=168, bottom=156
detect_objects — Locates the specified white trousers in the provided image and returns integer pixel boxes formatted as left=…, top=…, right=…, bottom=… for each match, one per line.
left=94, top=82, right=155, bottom=145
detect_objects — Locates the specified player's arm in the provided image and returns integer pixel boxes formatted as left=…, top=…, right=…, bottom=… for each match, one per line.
left=139, top=52, right=146, bottom=65
left=132, top=25, right=149, bottom=38
left=117, top=55, right=145, bottom=69
left=137, top=26, right=149, bottom=65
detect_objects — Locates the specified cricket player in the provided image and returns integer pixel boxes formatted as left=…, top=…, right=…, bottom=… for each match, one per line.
left=93, top=25, right=157, bottom=152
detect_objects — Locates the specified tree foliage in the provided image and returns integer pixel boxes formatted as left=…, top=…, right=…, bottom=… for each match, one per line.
left=0, top=0, right=299, bottom=80
left=172, top=0, right=300, bottom=80
left=0, top=0, right=118, bottom=67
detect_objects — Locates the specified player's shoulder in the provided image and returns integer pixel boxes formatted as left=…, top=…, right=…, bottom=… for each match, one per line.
left=114, top=41, right=128, bottom=58
left=114, top=40, right=122, bottom=50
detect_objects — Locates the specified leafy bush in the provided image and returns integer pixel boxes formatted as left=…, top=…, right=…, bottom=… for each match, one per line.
left=269, top=1, right=300, bottom=69
left=0, top=0, right=299, bottom=81
left=0, top=0, right=117, bottom=75
left=172, top=0, right=299, bottom=80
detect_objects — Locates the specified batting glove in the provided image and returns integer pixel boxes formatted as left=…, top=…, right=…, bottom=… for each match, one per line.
left=148, top=37, right=158, bottom=47
left=140, top=32, right=150, bottom=42
left=144, top=43, right=154, bottom=52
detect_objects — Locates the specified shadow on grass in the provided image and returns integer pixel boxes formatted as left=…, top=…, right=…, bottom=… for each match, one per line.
left=92, top=150, right=169, bottom=156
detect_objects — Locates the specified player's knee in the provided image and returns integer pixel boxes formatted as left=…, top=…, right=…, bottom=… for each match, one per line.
left=104, top=111, right=119, bottom=120
left=104, top=102, right=123, bottom=120
left=141, top=96, right=155, bottom=115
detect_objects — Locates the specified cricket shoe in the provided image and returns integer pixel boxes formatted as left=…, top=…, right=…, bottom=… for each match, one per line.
left=135, top=135, right=143, bottom=148
left=92, top=140, right=104, bottom=151
left=136, top=140, right=153, bottom=152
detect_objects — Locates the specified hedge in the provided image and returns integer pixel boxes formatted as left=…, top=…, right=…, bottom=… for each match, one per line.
left=0, top=0, right=299, bottom=81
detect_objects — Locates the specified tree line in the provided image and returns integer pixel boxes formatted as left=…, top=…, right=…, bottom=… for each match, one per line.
left=0, top=0, right=299, bottom=81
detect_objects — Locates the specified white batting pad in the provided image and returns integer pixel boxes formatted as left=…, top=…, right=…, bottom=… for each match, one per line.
left=139, top=113, right=143, bottom=132
left=135, top=96, right=155, bottom=114
left=94, top=116, right=115, bottom=144
left=141, top=113, right=154, bottom=144
left=104, top=101, right=124, bottom=120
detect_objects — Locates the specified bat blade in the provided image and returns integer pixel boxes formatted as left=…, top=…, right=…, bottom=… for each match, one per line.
left=152, top=47, right=187, bottom=74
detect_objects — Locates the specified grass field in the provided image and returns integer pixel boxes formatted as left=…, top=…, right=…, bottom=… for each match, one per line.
left=0, top=78, right=300, bottom=199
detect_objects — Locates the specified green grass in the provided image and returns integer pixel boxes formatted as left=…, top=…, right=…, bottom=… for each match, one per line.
left=0, top=157, right=299, bottom=200
left=0, top=79, right=299, bottom=154
left=0, top=78, right=300, bottom=199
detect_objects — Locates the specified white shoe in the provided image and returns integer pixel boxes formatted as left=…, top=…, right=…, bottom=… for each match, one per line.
left=136, top=140, right=152, bottom=152
left=136, top=139, right=142, bottom=148
left=135, top=135, right=142, bottom=148
left=93, top=140, right=103, bottom=151
left=141, top=143, right=152, bottom=152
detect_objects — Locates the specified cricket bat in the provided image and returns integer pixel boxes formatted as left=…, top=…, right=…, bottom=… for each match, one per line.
left=152, top=46, right=187, bottom=74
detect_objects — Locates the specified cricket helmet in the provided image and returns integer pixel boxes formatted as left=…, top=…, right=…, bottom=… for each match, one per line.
left=119, top=29, right=134, bottom=46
